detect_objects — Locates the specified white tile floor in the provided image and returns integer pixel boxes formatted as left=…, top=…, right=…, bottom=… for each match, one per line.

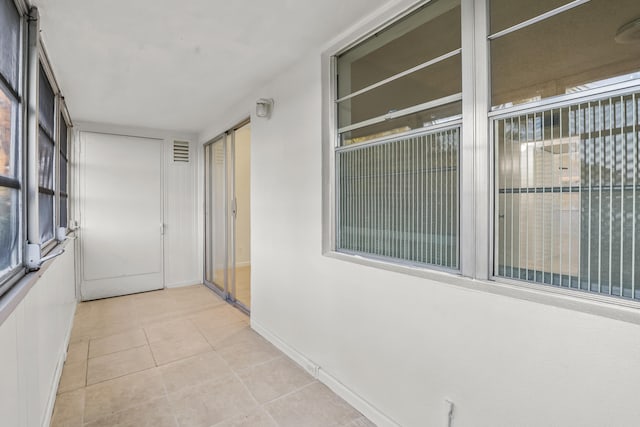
left=51, top=285, right=375, bottom=427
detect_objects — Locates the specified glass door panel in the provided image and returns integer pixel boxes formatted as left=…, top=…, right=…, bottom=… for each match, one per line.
left=232, top=123, right=251, bottom=309
left=204, top=136, right=228, bottom=293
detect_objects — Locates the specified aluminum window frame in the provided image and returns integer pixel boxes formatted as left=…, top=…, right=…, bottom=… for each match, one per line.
left=0, top=0, right=28, bottom=297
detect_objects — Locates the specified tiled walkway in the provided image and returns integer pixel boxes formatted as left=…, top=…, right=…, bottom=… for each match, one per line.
left=52, top=285, right=374, bottom=427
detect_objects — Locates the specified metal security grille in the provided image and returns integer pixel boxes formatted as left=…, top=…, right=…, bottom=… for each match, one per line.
left=495, top=90, right=640, bottom=300
left=337, top=126, right=460, bottom=269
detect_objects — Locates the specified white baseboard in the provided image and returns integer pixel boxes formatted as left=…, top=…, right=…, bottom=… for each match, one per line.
left=251, top=320, right=400, bottom=427
left=165, top=280, right=202, bottom=289
left=42, top=300, right=77, bottom=427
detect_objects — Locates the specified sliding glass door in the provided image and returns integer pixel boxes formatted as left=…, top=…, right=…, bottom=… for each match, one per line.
left=203, top=121, right=251, bottom=311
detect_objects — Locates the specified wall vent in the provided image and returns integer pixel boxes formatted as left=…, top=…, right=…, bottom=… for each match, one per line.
left=173, top=140, right=190, bottom=162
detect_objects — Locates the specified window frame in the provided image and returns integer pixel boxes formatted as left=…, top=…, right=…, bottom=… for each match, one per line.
left=323, top=0, right=481, bottom=278
left=0, top=1, right=73, bottom=301
left=0, top=0, right=27, bottom=297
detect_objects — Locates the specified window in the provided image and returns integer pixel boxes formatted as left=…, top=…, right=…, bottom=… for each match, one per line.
left=334, top=0, right=461, bottom=269
left=0, top=0, right=23, bottom=291
left=1, top=2, right=73, bottom=299
left=59, top=112, right=68, bottom=229
left=38, top=65, right=56, bottom=245
left=491, top=0, right=640, bottom=300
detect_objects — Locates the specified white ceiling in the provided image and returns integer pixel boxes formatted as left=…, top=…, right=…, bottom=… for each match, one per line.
left=32, top=0, right=389, bottom=133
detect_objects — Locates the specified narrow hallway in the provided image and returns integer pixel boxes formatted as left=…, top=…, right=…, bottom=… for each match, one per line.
left=51, top=285, right=374, bottom=427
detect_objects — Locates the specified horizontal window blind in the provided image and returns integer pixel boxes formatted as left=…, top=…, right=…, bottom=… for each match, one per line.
left=495, top=90, right=640, bottom=300
left=337, top=126, right=460, bottom=269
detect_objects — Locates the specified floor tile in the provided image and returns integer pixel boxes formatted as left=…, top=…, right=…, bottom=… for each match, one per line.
left=84, top=369, right=166, bottom=423
left=212, top=408, right=277, bottom=427
left=215, top=328, right=281, bottom=371
left=160, top=351, right=232, bottom=394
left=57, top=360, right=87, bottom=393
left=265, top=382, right=363, bottom=427
left=66, top=340, right=89, bottom=364
left=237, top=356, right=314, bottom=403
left=51, top=389, right=85, bottom=426
left=145, top=318, right=202, bottom=343
left=86, top=346, right=155, bottom=385
left=345, top=416, right=378, bottom=426
left=89, top=329, right=148, bottom=358
left=148, top=333, right=212, bottom=366
left=84, top=396, right=177, bottom=427
left=168, top=375, right=258, bottom=427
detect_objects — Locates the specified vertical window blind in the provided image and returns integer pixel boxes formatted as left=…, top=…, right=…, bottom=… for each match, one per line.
left=496, top=91, right=640, bottom=300
left=338, top=126, right=459, bottom=269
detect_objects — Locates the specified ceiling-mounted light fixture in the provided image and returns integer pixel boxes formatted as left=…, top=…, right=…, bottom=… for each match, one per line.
left=256, top=98, right=274, bottom=119
left=615, top=17, right=640, bottom=44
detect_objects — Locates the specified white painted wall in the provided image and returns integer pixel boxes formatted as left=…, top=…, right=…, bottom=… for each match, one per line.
left=0, top=241, right=76, bottom=427
left=198, top=45, right=640, bottom=427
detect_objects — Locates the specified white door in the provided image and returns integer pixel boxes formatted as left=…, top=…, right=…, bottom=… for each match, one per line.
left=79, top=132, right=164, bottom=300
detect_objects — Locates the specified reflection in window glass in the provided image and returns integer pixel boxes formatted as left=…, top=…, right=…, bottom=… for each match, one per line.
left=0, top=187, right=20, bottom=277
left=39, top=65, right=55, bottom=138
left=38, top=130, right=55, bottom=190
left=337, top=0, right=460, bottom=99
left=489, top=0, right=572, bottom=34
left=0, top=87, right=16, bottom=178
left=490, top=0, right=640, bottom=108
left=495, top=92, right=640, bottom=300
left=341, top=101, right=461, bottom=145
left=338, top=54, right=462, bottom=129
left=0, top=0, right=20, bottom=91
left=39, top=192, right=54, bottom=243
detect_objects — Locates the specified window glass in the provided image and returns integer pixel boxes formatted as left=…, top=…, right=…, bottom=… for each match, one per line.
left=59, top=195, right=67, bottom=228
left=0, top=0, right=20, bottom=91
left=60, top=156, right=67, bottom=193
left=0, top=187, right=19, bottom=277
left=0, top=86, right=17, bottom=178
left=38, top=129, right=54, bottom=190
left=39, top=65, right=55, bottom=138
left=489, top=0, right=572, bottom=34
left=491, top=0, right=640, bottom=108
left=338, top=54, right=461, bottom=129
left=59, top=114, right=68, bottom=157
left=340, top=101, right=461, bottom=145
left=338, top=126, right=459, bottom=268
left=334, top=0, right=461, bottom=270
left=495, top=90, right=640, bottom=299
left=337, top=0, right=460, bottom=99
left=39, top=192, right=53, bottom=243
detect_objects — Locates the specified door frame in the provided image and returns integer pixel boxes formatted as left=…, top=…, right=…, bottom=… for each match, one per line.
left=202, top=118, right=250, bottom=313
left=77, top=130, right=165, bottom=301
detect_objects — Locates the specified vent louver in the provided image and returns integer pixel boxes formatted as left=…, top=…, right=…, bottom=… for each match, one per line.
left=173, top=141, right=190, bottom=162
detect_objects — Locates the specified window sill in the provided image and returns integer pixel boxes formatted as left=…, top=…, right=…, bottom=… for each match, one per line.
left=0, top=234, right=76, bottom=326
left=324, top=250, right=640, bottom=326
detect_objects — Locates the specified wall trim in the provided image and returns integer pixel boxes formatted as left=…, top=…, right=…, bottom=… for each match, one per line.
left=41, top=300, right=76, bottom=427
left=165, top=280, right=202, bottom=289
left=251, top=319, right=401, bottom=427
